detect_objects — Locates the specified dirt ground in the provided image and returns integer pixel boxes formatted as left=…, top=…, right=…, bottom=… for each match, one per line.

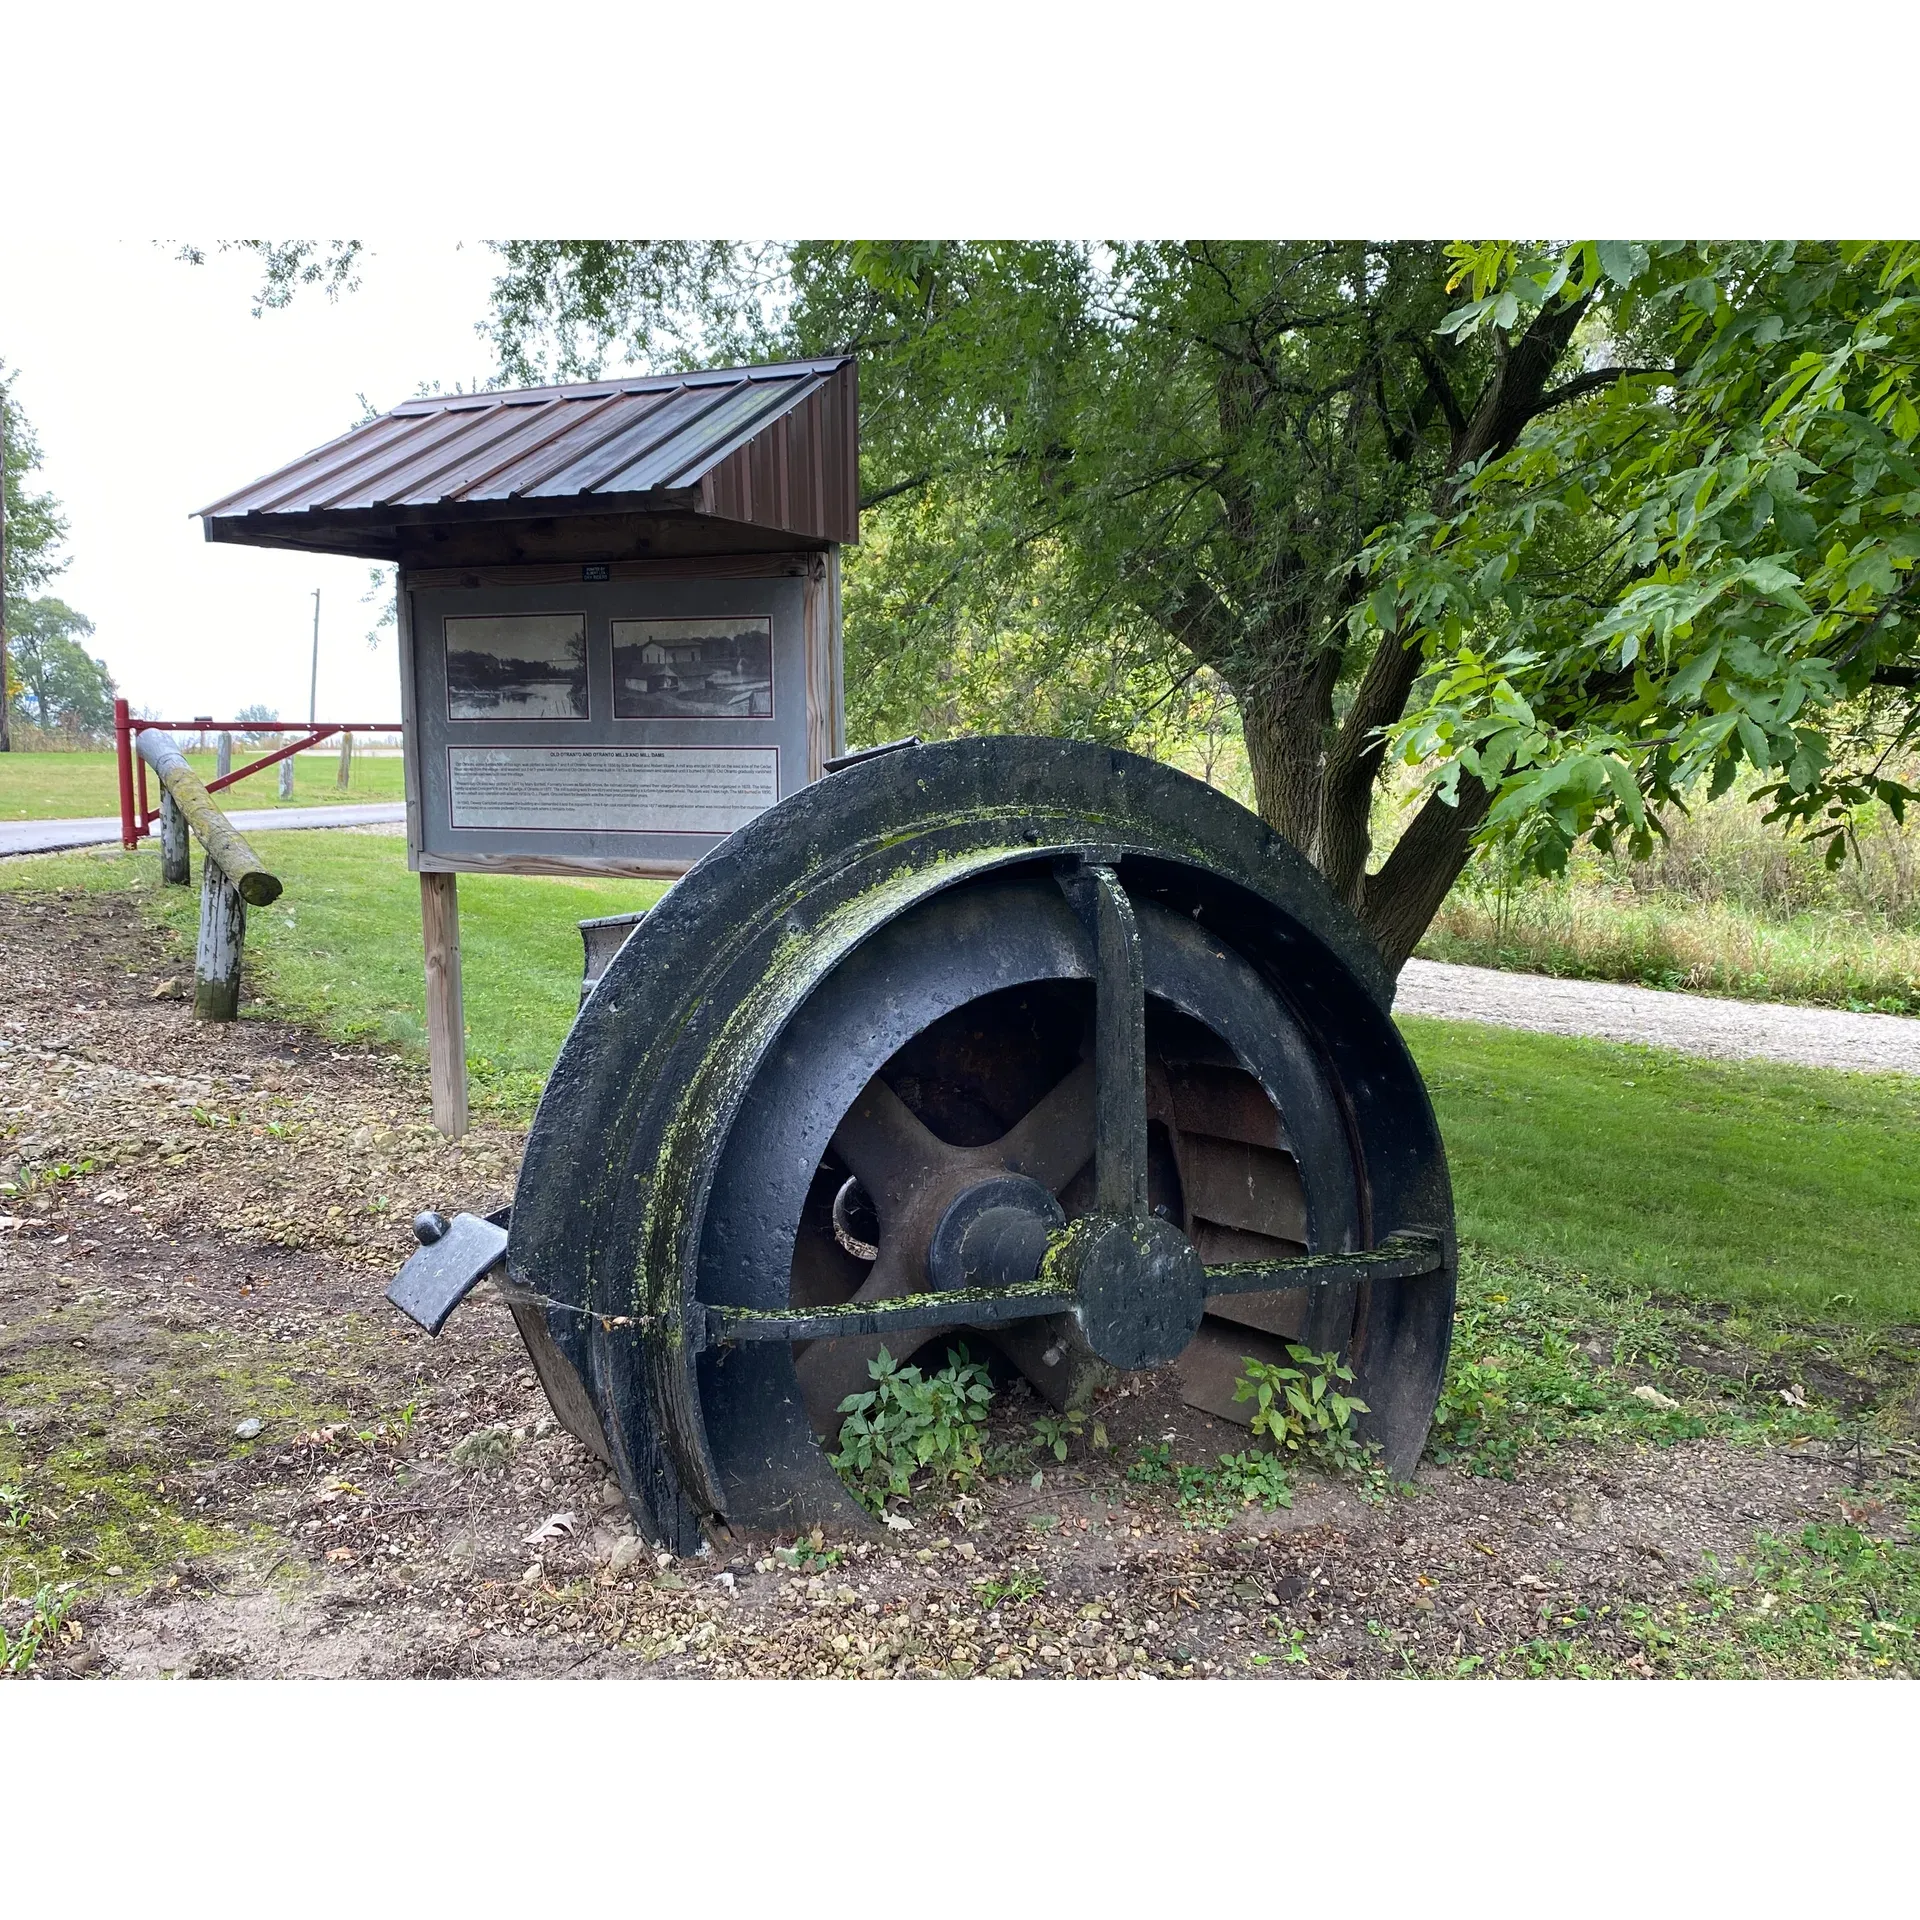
left=1, top=884, right=1908, bottom=1680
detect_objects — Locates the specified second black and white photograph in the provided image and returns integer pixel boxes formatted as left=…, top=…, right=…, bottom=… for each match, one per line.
left=612, top=616, right=774, bottom=720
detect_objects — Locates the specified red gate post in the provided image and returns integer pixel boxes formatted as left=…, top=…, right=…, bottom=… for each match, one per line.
left=114, top=698, right=137, bottom=848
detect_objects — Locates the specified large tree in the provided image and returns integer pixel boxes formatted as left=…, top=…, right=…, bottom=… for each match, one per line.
left=7, top=596, right=117, bottom=736
left=251, top=238, right=1913, bottom=975
left=490, top=240, right=1651, bottom=967
left=2, top=363, right=74, bottom=753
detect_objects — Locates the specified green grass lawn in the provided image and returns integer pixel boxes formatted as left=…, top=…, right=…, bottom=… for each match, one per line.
left=6, top=834, right=1916, bottom=1327
left=1402, top=1019, right=1920, bottom=1325
left=0, top=747, right=407, bottom=819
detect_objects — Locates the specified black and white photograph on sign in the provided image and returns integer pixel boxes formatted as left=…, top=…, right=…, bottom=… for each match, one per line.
left=612, top=617, right=774, bottom=720
left=445, top=613, right=589, bottom=720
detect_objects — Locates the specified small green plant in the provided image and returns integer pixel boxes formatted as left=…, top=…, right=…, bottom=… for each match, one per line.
left=774, top=1529, right=844, bottom=1573
left=831, top=1344, right=995, bottom=1513
left=974, top=1568, right=1046, bottom=1609
left=1235, top=1346, right=1374, bottom=1476
left=1126, top=1441, right=1174, bottom=1486
left=1258, top=1619, right=1312, bottom=1665
left=1216, top=1450, right=1294, bottom=1511
left=0, top=1587, right=74, bottom=1678
left=1032, top=1410, right=1085, bottom=1461
left=0, top=1483, right=31, bottom=1534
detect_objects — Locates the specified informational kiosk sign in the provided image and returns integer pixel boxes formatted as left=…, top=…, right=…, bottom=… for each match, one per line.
left=399, top=554, right=842, bottom=878
left=196, top=356, right=858, bottom=1133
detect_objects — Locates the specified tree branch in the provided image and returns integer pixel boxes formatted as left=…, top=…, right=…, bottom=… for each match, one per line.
left=1532, top=364, right=1668, bottom=415
left=1404, top=334, right=1467, bottom=440
left=1358, top=775, right=1497, bottom=975
left=860, top=474, right=931, bottom=511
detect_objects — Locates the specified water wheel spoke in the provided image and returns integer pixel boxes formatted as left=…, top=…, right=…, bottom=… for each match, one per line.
left=1088, top=864, right=1148, bottom=1218
left=1200, top=1232, right=1446, bottom=1295
left=829, top=1077, right=951, bottom=1218
left=993, top=1055, right=1095, bottom=1192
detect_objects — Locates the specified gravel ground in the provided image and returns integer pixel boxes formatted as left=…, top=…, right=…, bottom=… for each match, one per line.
left=2, top=884, right=1911, bottom=1680
left=1397, top=956, right=1920, bottom=1075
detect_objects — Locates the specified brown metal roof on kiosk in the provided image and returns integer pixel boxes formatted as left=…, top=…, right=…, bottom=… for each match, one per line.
left=197, top=357, right=859, bottom=567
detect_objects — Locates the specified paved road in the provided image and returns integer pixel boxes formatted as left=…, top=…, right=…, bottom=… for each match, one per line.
left=1397, top=955, right=1920, bottom=1075
left=0, top=803, right=407, bottom=857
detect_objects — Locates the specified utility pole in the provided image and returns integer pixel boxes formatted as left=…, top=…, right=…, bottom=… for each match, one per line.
left=309, top=588, right=321, bottom=726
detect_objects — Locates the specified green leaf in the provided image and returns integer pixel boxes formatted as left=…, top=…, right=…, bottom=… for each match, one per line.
left=1596, top=240, right=1648, bottom=288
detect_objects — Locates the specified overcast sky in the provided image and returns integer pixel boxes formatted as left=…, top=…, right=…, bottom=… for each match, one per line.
left=4, top=240, right=510, bottom=722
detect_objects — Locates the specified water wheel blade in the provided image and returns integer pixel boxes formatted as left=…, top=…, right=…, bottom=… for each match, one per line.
left=1171, top=1316, right=1299, bottom=1424
left=1179, top=1134, right=1308, bottom=1242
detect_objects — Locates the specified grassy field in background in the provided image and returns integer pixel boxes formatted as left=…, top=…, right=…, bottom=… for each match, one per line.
left=0, top=747, right=407, bottom=820
left=1412, top=764, right=1920, bottom=1016
left=5, top=832, right=1915, bottom=1327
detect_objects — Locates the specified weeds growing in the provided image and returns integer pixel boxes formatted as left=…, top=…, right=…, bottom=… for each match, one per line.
left=831, top=1345, right=995, bottom=1513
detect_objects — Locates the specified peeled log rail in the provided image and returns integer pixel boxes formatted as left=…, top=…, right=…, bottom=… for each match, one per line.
left=134, top=730, right=282, bottom=907
left=134, top=729, right=283, bottom=1022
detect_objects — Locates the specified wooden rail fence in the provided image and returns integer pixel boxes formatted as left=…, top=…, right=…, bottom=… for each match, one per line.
left=134, top=729, right=283, bottom=1020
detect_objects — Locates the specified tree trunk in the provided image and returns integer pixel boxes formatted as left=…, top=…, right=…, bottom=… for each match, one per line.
left=1264, top=293, right=1596, bottom=968
left=1234, top=648, right=1340, bottom=856
left=1356, top=777, right=1494, bottom=975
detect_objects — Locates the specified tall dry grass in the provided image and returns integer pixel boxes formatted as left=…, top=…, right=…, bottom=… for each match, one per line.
left=1420, top=773, right=1920, bottom=1014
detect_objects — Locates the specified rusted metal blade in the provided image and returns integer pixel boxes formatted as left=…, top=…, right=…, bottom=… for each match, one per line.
left=1173, top=1316, right=1299, bottom=1424
left=1180, top=1133, right=1309, bottom=1243
left=1164, top=1061, right=1290, bottom=1151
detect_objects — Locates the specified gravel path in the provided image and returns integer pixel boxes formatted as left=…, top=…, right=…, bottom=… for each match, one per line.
left=0, top=802, right=407, bottom=857
left=1397, top=956, right=1920, bottom=1075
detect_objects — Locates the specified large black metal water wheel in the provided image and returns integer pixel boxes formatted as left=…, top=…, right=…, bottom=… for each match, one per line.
left=502, top=737, right=1455, bottom=1554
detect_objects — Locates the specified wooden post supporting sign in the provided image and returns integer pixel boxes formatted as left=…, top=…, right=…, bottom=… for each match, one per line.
left=420, top=871, right=468, bottom=1138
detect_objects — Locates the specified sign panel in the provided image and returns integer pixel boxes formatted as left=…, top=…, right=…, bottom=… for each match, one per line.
left=398, top=560, right=836, bottom=877
left=447, top=745, right=780, bottom=835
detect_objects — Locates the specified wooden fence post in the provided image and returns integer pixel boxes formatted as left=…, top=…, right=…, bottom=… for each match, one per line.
left=420, top=871, right=468, bottom=1138
left=337, top=730, right=353, bottom=788
left=159, top=789, right=190, bottom=885
left=278, top=755, right=294, bottom=799
left=216, top=731, right=232, bottom=780
left=194, top=860, right=247, bottom=1019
